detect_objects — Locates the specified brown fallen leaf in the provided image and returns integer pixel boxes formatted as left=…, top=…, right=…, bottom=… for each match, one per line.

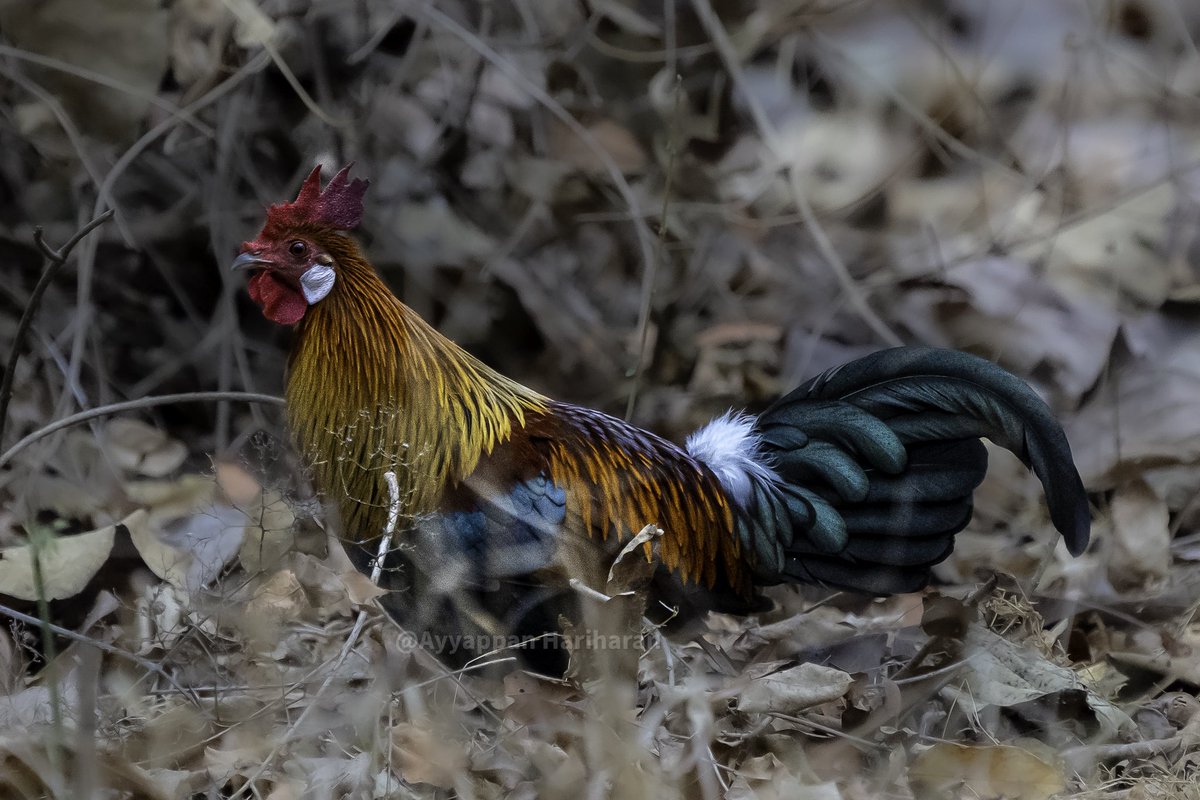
left=339, top=569, right=388, bottom=606
left=214, top=462, right=261, bottom=507
left=948, top=625, right=1131, bottom=735
left=0, top=510, right=145, bottom=601
left=1109, top=479, right=1171, bottom=589
left=547, top=118, right=648, bottom=176
left=1067, top=324, right=1200, bottom=488
left=102, top=419, right=187, bottom=478
left=127, top=484, right=245, bottom=592
left=237, top=489, right=298, bottom=574
left=735, top=662, right=853, bottom=714
left=390, top=722, right=468, bottom=789
left=909, top=742, right=1065, bottom=800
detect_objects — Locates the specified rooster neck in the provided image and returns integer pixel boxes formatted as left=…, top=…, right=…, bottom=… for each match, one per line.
left=284, top=252, right=547, bottom=540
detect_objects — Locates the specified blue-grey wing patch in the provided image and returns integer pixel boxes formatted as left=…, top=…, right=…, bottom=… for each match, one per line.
left=420, top=473, right=568, bottom=586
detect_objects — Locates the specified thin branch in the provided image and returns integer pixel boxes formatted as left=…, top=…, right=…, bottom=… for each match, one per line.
left=221, top=0, right=346, bottom=127
left=0, top=391, right=284, bottom=471
left=0, top=44, right=213, bottom=137
left=626, top=70, right=682, bottom=422
left=421, top=5, right=662, bottom=392
left=0, top=601, right=199, bottom=705
left=689, top=0, right=902, bottom=347
left=0, top=66, right=109, bottom=209
left=0, top=210, right=115, bottom=448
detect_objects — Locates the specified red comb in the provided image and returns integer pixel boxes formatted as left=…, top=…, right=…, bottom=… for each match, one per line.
left=260, top=163, right=369, bottom=238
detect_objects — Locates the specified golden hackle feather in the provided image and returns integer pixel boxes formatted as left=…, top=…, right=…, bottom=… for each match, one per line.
left=284, top=231, right=748, bottom=593
left=286, top=231, right=548, bottom=538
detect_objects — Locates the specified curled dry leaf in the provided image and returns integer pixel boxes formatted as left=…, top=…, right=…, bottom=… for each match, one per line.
left=390, top=723, right=468, bottom=789
left=735, top=662, right=853, bottom=714
left=339, top=570, right=388, bottom=606
left=607, top=524, right=661, bottom=594
left=236, top=489, right=297, bottom=574
left=0, top=510, right=145, bottom=601
left=103, top=419, right=188, bottom=478
left=547, top=118, right=648, bottom=176
left=127, top=475, right=247, bottom=591
left=1109, top=479, right=1171, bottom=589
left=951, top=625, right=1131, bottom=735
left=909, top=742, right=1065, bottom=800
left=1068, top=327, right=1200, bottom=487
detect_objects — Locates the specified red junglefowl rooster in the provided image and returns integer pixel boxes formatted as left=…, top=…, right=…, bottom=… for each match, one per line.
left=234, top=164, right=1090, bottom=672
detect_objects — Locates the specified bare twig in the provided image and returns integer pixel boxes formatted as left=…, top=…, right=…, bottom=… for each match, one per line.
left=0, top=210, right=115, bottom=448
left=689, top=0, right=902, bottom=347
left=221, top=0, right=346, bottom=127
left=26, top=525, right=64, bottom=773
left=421, top=4, right=662, bottom=384
left=626, top=71, right=682, bottom=421
left=0, top=45, right=212, bottom=137
left=0, top=391, right=284, bottom=470
left=1064, top=707, right=1200, bottom=765
left=0, top=602, right=199, bottom=705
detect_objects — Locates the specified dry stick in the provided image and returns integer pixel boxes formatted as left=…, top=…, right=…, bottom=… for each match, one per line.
left=29, top=528, right=64, bottom=775
left=0, top=391, right=285, bottom=471
left=0, top=68, right=110, bottom=216
left=0, top=211, right=115, bottom=448
left=422, top=5, right=661, bottom=393
left=64, top=51, right=272, bottom=431
left=0, top=45, right=212, bottom=137
left=235, top=471, right=402, bottom=798
left=0, top=602, right=199, bottom=705
left=223, top=0, right=346, bottom=128
left=688, top=0, right=902, bottom=347
left=626, top=73, right=683, bottom=422
left=623, top=0, right=678, bottom=421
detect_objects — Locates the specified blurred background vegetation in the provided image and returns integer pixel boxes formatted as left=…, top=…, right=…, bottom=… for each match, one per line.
left=5, top=0, right=1200, bottom=797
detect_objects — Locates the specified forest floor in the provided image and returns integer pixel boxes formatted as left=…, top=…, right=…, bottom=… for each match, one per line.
left=4, top=0, right=1200, bottom=797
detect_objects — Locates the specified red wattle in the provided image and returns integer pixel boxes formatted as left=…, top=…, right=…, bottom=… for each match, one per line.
left=248, top=271, right=307, bottom=325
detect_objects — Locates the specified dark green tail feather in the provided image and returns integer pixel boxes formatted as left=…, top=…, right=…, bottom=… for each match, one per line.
left=741, top=347, right=1090, bottom=593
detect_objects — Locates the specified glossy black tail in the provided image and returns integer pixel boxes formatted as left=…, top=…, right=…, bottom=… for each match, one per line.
left=742, top=347, right=1090, bottom=594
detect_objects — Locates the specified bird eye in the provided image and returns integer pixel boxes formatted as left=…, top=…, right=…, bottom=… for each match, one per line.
left=289, top=241, right=307, bottom=257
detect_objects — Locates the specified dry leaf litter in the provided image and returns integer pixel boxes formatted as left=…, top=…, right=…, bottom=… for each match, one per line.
left=3, top=0, right=1200, bottom=797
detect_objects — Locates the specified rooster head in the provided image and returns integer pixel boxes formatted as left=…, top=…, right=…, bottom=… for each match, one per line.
left=233, top=163, right=369, bottom=325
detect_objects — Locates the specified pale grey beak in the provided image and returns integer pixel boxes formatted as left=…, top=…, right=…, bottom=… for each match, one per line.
left=231, top=252, right=272, bottom=271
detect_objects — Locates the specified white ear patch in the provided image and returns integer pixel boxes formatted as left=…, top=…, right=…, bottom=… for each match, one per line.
left=300, top=263, right=336, bottom=304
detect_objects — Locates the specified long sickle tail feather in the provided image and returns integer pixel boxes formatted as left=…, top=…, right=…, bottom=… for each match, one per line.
left=727, top=347, right=1090, bottom=593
